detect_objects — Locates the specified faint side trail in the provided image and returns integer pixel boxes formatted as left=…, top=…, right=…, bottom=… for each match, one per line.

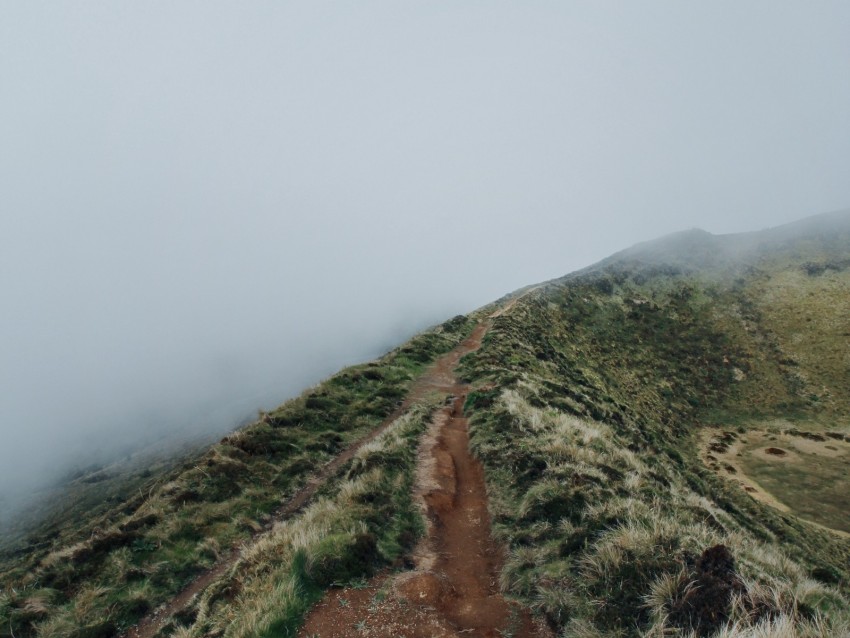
left=299, top=303, right=552, bottom=638
left=125, top=320, right=491, bottom=638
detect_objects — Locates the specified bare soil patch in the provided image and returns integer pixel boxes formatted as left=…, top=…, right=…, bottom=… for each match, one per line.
left=299, top=310, right=551, bottom=638
left=299, top=397, right=548, bottom=638
left=752, top=445, right=801, bottom=463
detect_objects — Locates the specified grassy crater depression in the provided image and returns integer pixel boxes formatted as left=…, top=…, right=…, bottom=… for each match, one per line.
left=703, top=424, right=850, bottom=535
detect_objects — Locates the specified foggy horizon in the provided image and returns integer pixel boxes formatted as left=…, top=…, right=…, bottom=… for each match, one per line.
left=2, top=3, right=850, bottom=524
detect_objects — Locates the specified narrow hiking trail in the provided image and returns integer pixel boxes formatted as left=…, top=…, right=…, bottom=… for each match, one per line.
left=124, top=299, right=534, bottom=638
left=299, top=303, right=552, bottom=638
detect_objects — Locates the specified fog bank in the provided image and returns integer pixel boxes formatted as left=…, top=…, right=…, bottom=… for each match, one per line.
left=2, top=3, right=850, bottom=522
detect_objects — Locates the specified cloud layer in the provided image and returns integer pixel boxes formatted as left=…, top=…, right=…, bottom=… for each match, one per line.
left=2, top=2, right=850, bottom=515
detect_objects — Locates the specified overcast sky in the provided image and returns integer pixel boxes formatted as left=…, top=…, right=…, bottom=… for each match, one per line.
left=2, top=2, right=850, bottom=514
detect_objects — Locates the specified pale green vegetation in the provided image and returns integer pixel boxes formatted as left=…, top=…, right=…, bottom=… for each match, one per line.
left=746, top=451, right=850, bottom=536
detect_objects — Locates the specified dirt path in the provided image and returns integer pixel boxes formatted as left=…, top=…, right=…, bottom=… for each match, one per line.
left=124, top=319, right=498, bottom=638
left=299, top=309, right=551, bottom=637
left=489, top=286, right=538, bottom=319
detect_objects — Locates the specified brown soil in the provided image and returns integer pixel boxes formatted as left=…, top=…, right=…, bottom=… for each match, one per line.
left=125, top=297, right=543, bottom=638
left=298, top=396, right=548, bottom=637
left=764, top=447, right=787, bottom=456
left=666, top=544, right=745, bottom=636
left=299, top=304, right=551, bottom=638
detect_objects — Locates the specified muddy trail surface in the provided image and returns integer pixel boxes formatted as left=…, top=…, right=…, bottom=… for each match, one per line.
left=125, top=316, right=504, bottom=638
left=299, top=309, right=551, bottom=637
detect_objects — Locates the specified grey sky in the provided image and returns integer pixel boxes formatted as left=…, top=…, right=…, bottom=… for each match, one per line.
left=2, top=3, right=850, bottom=513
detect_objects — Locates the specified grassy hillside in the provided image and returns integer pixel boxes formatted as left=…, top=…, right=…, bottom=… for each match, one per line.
left=0, top=315, right=476, bottom=638
left=456, top=210, right=850, bottom=636
left=2, top=210, right=849, bottom=638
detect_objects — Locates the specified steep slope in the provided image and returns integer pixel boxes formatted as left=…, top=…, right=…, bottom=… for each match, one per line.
left=454, top=210, right=850, bottom=636
left=0, top=313, right=487, bottom=637
left=2, top=210, right=849, bottom=638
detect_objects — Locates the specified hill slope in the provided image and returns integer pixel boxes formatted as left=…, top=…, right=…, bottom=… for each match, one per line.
left=2, top=210, right=850, bottom=638
left=456, top=209, right=850, bottom=636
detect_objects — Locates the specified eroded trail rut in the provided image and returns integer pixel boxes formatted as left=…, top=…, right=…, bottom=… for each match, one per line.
left=300, top=315, right=550, bottom=637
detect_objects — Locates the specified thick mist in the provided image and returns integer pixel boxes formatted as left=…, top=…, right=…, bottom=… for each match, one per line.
left=2, top=3, right=850, bottom=524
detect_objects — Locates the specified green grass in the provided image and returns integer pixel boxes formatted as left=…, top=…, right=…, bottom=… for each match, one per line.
left=748, top=455, right=850, bottom=535
left=456, top=258, right=850, bottom=637
left=5, top=218, right=850, bottom=638
left=167, top=402, right=435, bottom=638
left=731, top=428, right=850, bottom=534
left=0, top=315, right=474, bottom=638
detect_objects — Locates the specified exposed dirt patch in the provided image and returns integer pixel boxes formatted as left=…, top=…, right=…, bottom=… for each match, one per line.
left=297, top=575, right=461, bottom=638
left=752, top=445, right=801, bottom=462
left=299, top=305, right=551, bottom=638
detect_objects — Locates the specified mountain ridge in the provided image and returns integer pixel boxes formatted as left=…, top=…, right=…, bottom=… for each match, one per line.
left=2, top=210, right=850, bottom=638
left=578, top=207, right=850, bottom=277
